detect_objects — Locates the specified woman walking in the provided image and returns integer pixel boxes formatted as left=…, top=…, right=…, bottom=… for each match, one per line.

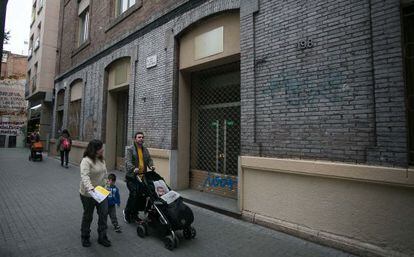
left=56, top=129, right=72, bottom=168
left=79, top=139, right=111, bottom=247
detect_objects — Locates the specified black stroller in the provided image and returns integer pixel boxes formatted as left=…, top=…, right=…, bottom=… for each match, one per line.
left=136, top=170, right=196, bottom=250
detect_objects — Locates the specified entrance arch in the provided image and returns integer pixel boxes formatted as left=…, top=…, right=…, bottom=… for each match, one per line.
left=104, top=57, right=131, bottom=170
left=176, top=12, right=240, bottom=199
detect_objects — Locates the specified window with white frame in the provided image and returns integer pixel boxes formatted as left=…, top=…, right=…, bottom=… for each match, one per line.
left=116, top=0, right=136, bottom=16
left=78, top=0, right=90, bottom=46
left=78, top=10, right=89, bottom=45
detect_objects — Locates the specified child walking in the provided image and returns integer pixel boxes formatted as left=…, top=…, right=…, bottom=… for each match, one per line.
left=106, top=173, right=122, bottom=233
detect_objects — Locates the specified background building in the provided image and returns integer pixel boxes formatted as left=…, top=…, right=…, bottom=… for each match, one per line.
left=25, top=0, right=61, bottom=149
left=0, top=50, right=27, bottom=148
left=51, top=0, right=414, bottom=256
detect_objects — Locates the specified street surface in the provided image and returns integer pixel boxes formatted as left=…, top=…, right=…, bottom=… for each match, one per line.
left=0, top=148, right=356, bottom=257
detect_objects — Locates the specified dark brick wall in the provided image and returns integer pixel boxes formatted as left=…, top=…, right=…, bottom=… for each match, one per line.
left=240, top=0, right=408, bottom=166
left=366, top=0, right=408, bottom=166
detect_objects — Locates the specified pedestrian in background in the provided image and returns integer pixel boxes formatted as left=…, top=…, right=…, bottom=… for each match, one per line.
left=106, top=173, right=122, bottom=233
left=56, top=129, right=72, bottom=168
left=79, top=139, right=111, bottom=247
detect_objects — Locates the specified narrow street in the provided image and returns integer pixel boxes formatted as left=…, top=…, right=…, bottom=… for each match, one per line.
left=0, top=148, right=355, bottom=257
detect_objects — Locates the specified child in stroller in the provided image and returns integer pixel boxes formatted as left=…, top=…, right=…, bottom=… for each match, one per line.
left=136, top=170, right=196, bottom=250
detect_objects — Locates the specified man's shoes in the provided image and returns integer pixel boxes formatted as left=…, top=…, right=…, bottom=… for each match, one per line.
left=114, top=225, right=122, bottom=233
left=123, top=209, right=131, bottom=223
left=65, top=164, right=69, bottom=168
left=98, top=236, right=111, bottom=247
left=81, top=237, right=91, bottom=247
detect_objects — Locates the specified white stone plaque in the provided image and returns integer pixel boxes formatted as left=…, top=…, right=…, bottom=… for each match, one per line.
left=146, top=54, right=157, bottom=69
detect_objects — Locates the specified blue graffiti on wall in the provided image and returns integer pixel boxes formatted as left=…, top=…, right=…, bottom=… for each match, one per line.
left=265, top=70, right=349, bottom=105
left=203, top=174, right=237, bottom=191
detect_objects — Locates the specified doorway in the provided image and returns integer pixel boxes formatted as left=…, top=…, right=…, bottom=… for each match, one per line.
left=106, top=88, right=129, bottom=170
left=115, top=91, right=128, bottom=170
left=189, top=62, right=240, bottom=198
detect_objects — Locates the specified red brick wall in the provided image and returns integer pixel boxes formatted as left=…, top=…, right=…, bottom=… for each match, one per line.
left=1, top=53, right=27, bottom=79
left=56, top=0, right=180, bottom=75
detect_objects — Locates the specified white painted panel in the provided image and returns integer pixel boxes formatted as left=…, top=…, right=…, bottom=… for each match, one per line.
left=70, top=81, right=82, bottom=102
left=194, top=26, right=224, bottom=60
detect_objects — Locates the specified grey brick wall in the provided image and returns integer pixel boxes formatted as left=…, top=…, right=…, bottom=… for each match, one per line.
left=240, top=0, right=408, bottom=166
left=366, top=0, right=408, bottom=166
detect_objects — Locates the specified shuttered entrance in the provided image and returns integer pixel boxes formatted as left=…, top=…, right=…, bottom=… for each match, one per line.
left=190, top=62, right=240, bottom=198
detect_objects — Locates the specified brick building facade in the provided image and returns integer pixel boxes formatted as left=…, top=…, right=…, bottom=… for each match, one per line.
left=51, top=0, right=414, bottom=256
left=1, top=51, right=27, bottom=79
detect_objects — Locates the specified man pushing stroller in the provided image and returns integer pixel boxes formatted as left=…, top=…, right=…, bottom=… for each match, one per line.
left=123, top=131, right=155, bottom=224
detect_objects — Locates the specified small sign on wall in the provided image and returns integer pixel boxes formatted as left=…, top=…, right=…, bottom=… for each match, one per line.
left=146, top=54, right=157, bottom=69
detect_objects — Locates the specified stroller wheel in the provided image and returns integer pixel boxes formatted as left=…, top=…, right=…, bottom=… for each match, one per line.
left=137, top=224, right=147, bottom=238
left=183, top=226, right=196, bottom=239
left=164, top=235, right=176, bottom=250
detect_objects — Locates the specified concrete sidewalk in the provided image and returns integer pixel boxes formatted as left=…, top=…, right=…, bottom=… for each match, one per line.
left=0, top=148, right=356, bottom=257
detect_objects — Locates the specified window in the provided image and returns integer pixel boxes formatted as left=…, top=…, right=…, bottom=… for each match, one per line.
left=32, top=63, right=38, bottom=93
left=34, top=37, right=40, bottom=51
left=34, top=23, right=41, bottom=51
left=26, top=70, right=31, bottom=95
left=56, top=89, right=65, bottom=137
left=68, top=81, right=83, bottom=139
left=38, top=0, right=44, bottom=12
left=116, top=0, right=136, bottom=16
left=31, top=3, right=36, bottom=25
left=78, top=9, right=89, bottom=45
left=28, top=35, right=34, bottom=58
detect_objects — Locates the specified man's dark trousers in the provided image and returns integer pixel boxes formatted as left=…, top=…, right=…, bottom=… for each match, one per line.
left=124, top=179, right=146, bottom=221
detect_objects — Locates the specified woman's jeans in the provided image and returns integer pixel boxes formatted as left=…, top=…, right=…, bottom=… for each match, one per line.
left=60, top=150, right=70, bottom=166
left=80, top=194, right=108, bottom=239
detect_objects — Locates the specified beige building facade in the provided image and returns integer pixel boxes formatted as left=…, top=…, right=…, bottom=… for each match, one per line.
left=25, top=0, right=61, bottom=148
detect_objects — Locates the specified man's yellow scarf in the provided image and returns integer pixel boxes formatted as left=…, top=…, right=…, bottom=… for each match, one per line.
left=134, top=142, right=145, bottom=178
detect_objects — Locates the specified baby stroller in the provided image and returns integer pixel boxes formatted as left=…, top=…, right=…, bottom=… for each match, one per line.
left=136, top=170, right=196, bottom=250
left=29, top=141, right=43, bottom=161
